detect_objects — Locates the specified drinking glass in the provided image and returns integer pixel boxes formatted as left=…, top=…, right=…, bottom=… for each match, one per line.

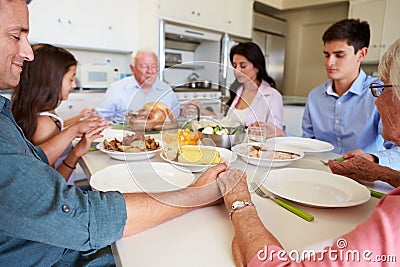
left=247, top=126, right=267, bottom=143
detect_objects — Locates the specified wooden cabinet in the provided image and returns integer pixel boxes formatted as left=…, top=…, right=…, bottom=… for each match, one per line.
left=159, top=0, right=253, bottom=38
left=349, top=0, right=400, bottom=62
left=28, top=0, right=137, bottom=52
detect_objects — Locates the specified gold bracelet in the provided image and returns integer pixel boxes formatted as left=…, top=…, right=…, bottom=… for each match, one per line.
left=62, top=160, right=76, bottom=170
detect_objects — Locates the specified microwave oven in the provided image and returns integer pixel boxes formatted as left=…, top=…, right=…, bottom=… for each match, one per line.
left=76, top=65, right=114, bottom=89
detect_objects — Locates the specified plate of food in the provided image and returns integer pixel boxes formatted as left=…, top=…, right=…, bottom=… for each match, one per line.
left=90, top=162, right=196, bottom=193
left=263, top=168, right=371, bottom=207
left=266, top=137, right=334, bottom=154
left=160, top=145, right=237, bottom=172
left=97, top=132, right=162, bottom=161
left=231, top=143, right=304, bottom=168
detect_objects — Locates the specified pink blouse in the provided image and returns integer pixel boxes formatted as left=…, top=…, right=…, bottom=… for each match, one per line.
left=249, top=186, right=400, bottom=266
left=226, top=80, right=283, bottom=129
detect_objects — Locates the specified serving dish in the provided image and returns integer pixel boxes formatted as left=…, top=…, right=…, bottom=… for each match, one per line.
left=160, top=145, right=237, bottom=172
left=231, top=143, right=304, bottom=168
left=96, top=139, right=162, bottom=161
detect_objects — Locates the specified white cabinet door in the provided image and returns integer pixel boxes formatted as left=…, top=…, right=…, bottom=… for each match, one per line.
left=349, top=0, right=400, bottom=62
left=348, top=0, right=385, bottom=62
left=28, top=0, right=135, bottom=52
left=224, top=0, right=253, bottom=38
left=159, top=0, right=225, bottom=33
left=380, top=0, right=400, bottom=57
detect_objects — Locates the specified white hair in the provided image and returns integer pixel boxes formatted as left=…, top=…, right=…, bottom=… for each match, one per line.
left=378, top=39, right=400, bottom=101
left=130, top=48, right=158, bottom=66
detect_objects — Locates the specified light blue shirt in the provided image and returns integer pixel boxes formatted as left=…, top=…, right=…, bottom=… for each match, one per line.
left=96, top=75, right=180, bottom=121
left=302, top=69, right=400, bottom=170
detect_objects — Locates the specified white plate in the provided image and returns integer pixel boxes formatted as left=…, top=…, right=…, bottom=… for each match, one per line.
left=160, top=146, right=237, bottom=173
left=96, top=140, right=162, bottom=161
left=90, top=162, right=196, bottom=193
left=266, top=137, right=334, bottom=154
left=263, top=168, right=371, bottom=207
left=231, top=143, right=304, bottom=168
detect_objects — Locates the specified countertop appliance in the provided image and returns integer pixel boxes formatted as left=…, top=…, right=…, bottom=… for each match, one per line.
left=76, top=64, right=114, bottom=89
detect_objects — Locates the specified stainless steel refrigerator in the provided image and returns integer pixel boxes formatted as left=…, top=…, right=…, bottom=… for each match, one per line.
left=252, top=12, right=286, bottom=93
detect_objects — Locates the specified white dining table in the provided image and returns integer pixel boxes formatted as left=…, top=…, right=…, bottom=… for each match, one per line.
left=79, top=135, right=394, bottom=267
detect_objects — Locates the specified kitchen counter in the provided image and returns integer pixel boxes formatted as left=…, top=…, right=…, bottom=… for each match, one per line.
left=283, top=95, right=307, bottom=106
left=173, top=87, right=222, bottom=92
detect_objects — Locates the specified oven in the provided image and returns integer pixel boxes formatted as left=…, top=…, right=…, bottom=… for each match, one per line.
left=174, top=89, right=222, bottom=115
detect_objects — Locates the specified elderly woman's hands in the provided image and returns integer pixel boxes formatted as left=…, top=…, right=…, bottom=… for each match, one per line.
left=217, top=169, right=250, bottom=210
left=328, top=155, right=400, bottom=188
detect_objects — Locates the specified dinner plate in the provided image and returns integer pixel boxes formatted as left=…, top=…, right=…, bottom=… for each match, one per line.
left=263, top=168, right=371, bottom=207
left=90, top=162, right=196, bottom=193
left=160, top=146, right=237, bottom=172
left=266, top=137, right=334, bottom=154
left=96, top=140, right=162, bottom=161
left=231, top=143, right=304, bottom=168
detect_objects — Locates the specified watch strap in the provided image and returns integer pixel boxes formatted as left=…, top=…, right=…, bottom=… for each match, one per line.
left=229, top=200, right=254, bottom=219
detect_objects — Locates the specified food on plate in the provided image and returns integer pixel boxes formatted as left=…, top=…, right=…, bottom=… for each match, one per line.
left=103, top=133, right=160, bottom=152
left=162, top=128, right=199, bottom=147
left=201, top=125, right=228, bottom=135
left=242, top=145, right=300, bottom=160
left=178, top=128, right=199, bottom=145
left=177, top=146, right=221, bottom=165
left=125, top=102, right=178, bottom=131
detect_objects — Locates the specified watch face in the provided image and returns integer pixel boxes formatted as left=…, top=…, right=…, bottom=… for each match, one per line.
left=232, top=201, right=245, bottom=209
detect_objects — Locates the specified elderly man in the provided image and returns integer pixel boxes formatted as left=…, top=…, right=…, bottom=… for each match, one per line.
left=0, top=0, right=225, bottom=265
left=96, top=49, right=180, bottom=121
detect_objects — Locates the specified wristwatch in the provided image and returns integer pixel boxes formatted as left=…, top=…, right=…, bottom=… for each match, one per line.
left=229, top=200, right=254, bottom=219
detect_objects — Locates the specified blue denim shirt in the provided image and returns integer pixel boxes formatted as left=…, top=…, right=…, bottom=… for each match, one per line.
left=302, top=69, right=400, bottom=170
left=0, top=96, right=127, bottom=265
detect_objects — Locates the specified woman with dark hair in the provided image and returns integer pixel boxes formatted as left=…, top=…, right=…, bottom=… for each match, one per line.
left=183, top=42, right=284, bottom=135
left=225, top=42, right=283, bottom=128
left=12, top=43, right=105, bottom=184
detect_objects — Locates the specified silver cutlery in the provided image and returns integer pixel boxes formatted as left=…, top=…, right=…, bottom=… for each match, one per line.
left=250, top=182, right=314, bottom=222
left=320, top=157, right=345, bottom=165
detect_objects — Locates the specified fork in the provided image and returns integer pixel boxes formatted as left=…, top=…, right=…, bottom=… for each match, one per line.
left=250, top=182, right=314, bottom=222
left=320, top=157, right=345, bottom=165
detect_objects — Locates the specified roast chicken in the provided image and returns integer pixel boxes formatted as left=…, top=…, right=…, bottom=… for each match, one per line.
left=125, top=102, right=178, bottom=131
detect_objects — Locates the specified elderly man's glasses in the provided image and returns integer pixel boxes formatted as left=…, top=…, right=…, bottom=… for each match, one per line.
left=369, top=83, right=393, bottom=97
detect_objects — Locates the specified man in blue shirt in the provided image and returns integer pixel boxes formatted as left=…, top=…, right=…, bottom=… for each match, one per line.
left=302, top=19, right=400, bottom=170
left=96, top=49, right=180, bottom=122
left=0, top=1, right=226, bottom=265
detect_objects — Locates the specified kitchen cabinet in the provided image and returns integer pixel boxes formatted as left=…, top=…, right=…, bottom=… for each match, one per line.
left=159, top=0, right=253, bottom=38
left=348, top=0, right=400, bottom=62
left=56, top=92, right=105, bottom=119
left=28, top=0, right=137, bottom=52
left=225, top=0, right=253, bottom=38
